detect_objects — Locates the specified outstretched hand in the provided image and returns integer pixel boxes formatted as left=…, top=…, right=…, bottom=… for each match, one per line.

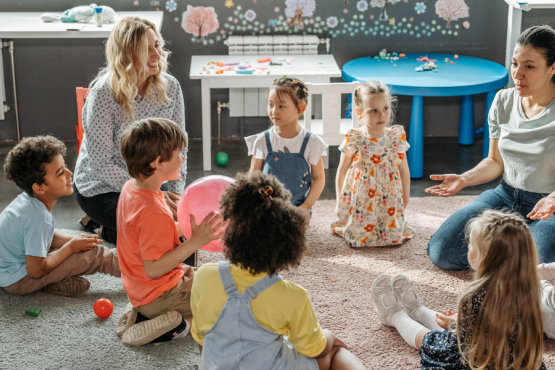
left=425, top=175, right=467, bottom=197
left=435, top=310, right=457, bottom=330
left=190, top=212, right=224, bottom=246
left=528, top=196, right=555, bottom=220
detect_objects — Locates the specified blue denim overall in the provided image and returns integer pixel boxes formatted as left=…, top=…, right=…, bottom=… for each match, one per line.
left=198, top=261, right=318, bottom=370
left=262, top=130, right=312, bottom=207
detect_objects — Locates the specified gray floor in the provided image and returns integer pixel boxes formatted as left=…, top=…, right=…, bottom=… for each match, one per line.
left=0, top=137, right=500, bottom=230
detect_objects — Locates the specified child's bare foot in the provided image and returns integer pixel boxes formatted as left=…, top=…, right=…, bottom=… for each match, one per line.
left=332, top=227, right=343, bottom=236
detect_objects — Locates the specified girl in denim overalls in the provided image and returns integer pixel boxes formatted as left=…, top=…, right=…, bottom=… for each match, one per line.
left=245, top=76, right=327, bottom=217
left=189, top=172, right=366, bottom=370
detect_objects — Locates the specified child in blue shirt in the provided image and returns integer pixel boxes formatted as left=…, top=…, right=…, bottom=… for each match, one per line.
left=0, top=136, right=120, bottom=297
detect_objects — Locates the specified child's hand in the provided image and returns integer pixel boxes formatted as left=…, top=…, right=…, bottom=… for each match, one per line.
left=189, top=212, right=224, bottom=247
left=69, top=234, right=102, bottom=253
left=435, top=310, right=457, bottom=330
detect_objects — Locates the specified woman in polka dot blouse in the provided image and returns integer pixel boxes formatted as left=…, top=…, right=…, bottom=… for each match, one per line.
left=73, top=17, right=187, bottom=244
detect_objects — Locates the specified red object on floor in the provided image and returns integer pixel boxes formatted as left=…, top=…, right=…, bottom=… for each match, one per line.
left=93, top=298, right=114, bottom=318
left=76, top=87, right=91, bottom=155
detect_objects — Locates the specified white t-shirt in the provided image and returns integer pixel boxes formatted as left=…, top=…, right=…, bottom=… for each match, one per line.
left=489, top=87, right=555, bottom=194
left=245, top=126, right=328, bottom=166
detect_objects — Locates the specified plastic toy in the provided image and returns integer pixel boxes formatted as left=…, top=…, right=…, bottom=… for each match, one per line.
left=415, top=62, right=438, bottom=72
left=238, top=65, right=248, bottom=70
left=399, top=53, right=406, bottom=58
left=444, top=58, right=456, bottom=64
left=216, top=69, right=224, bottom=74
left=454, top=54, right=459, bottom=60
left=93, top=298, right=113, bottom=318
left=216, top=61, right=224, bottom=67
left=235, top=70, right=254, bottom=74
left=215, top=152, right=229, bottom=166
left=257, top=57, right=271, bottom=63
left=40, top=4, right=117, bottom=23
left=269, top=61, right=282, bottom=66
left=416, top=56, right=438, bottom=62
left=177, top=175, right=235, bottom=252
left=25, top=307, right=41, bottom=317
left=225, top=62, right=240, bottom=66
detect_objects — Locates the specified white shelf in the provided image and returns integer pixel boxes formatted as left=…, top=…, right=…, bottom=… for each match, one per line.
left=504, top=0, right=555, bottom=10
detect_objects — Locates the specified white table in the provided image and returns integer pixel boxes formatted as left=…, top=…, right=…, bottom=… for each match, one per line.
left=0, top=11, right=163, bottom=138
left=503, top=0, right=555, bottom=87
left=189, top=54, right=341, bottom=171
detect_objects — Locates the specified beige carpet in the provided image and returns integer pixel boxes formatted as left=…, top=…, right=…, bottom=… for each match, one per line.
left=199, top=196, right=555, bottom=369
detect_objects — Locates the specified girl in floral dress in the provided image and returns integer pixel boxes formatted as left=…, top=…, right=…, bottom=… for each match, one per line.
left=370, top=209, right=546, bottom=370
left=332, top=81, right=412, bottom=247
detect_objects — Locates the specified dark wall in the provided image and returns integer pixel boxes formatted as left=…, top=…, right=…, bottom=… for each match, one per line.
left=1, top=0, right=554, bottom=142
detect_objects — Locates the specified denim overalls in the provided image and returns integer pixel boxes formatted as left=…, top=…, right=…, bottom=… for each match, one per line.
left=262, top=130, right=312, bottom=207
left=198, top=261, right=318, bottom=370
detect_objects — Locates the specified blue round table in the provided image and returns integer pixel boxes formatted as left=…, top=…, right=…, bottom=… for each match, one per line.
left=342, top=53, right=508, bottom=178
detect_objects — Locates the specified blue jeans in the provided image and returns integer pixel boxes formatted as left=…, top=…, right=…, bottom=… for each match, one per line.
left=427, top=180, right=555, bottom=270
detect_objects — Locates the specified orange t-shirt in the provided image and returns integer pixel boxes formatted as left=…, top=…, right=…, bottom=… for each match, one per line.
left=116, top=180, right=184, bottom=307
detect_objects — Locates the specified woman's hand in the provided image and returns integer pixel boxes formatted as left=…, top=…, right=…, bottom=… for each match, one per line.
left=163, top=191, right=181, bottom=220
left=528, top=195, right=555, bottom=220
left=425, top=175, right=467, bottom=197
left=435, top=310, right=457, bottom=330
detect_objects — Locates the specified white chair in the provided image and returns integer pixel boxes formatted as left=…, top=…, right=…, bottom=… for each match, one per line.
left=303, top=82, right=360, bottom=169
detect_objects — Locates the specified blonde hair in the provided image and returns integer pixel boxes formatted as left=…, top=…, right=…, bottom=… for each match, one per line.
left=91, top=16, right=171, bottom=121
left=353, top=80, right=397, bottom=127
left=457, top=209, right=543, bottom=370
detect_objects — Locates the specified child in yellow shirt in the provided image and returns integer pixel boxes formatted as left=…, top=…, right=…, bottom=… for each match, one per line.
left=190, top=172, right=366, bottom=370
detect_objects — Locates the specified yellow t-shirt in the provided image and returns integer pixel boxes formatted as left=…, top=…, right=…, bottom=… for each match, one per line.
left=191, top=263, right=327, bottom=358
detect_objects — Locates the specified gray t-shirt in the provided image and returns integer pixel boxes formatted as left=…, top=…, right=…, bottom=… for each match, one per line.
left=489, top=87, right=555, bottom=194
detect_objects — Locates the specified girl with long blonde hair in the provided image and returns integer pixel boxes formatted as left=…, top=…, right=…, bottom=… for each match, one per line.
left=74, top=16, right=188, bottom=245
left=371, top=209, right=546, bottom=370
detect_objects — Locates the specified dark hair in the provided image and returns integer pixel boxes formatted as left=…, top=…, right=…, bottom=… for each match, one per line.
left=120, top=118, right=187, bottom=180
left=268, top=76, right=309, bottom=110
left=4, top=135, right=67, bottom=196
left=220, top=172, right=309, bottom=275
left=517, top=25, right=555, bottom=84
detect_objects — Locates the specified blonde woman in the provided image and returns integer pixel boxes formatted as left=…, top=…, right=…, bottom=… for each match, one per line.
left=73, top=17, right=187, bottom=245
left=371, top=209, right=546, bottom=370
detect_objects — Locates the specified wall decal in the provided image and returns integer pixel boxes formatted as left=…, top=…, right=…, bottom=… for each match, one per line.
left=225, top=0, right=234, bottom=8
left=327, top=16, right=339, bottom=28
left=166, top=0, right=177, bottom=12
left=435, top=0, right=469, bottom=28
left=370, top=0, right=402, bottom=21
left=357, top=0, right=369, bottom=12
left=415, top=2, right=426, bottom=14
left=181, top=6, right=220, bottom=41
left=245, top=9, right=256, bottom=21
left=284, top=0, right=316, bottom=30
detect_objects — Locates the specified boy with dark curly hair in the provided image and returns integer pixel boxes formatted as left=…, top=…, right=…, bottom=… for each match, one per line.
left=116, top=118, right=222, bottom=346
left=190, top=172, right=366, bottom=370
left=0, top=136, right=120, bottom=297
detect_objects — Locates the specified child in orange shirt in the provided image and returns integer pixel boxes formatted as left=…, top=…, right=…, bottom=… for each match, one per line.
left=116, top=118, right=222, bottom=346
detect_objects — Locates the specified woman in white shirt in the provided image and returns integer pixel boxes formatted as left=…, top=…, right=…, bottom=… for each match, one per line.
left=426, top=25, right=555, bottom=270
left=73, top=17, right=187, bottom=244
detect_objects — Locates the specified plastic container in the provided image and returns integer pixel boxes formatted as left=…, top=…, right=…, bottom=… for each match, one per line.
left=94, top=7, right=103, bottom=27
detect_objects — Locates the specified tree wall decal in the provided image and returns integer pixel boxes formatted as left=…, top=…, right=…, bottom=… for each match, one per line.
left=181, top=5, right=219, bottom=40
left=435, top=0, right=469, bottom=28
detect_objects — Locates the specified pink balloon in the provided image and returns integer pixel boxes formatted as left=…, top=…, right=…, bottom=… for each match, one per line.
left=178, top=175, right=234, bottom=252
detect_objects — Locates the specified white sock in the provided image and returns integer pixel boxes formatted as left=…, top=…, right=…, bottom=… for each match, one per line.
left=388, top=310, right=426, bottom=349
left=172, top=320, right=191, bottom=340
left=411, top=305, right=444, bottom=331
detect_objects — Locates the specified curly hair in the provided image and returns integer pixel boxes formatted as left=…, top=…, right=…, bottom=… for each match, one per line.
left=90, top=16, right=171, bottom=121
left=268, top=76, right=309, bottom=110
left=220, top=172, right=309, bottom=275
left=4, top=135, right=67, bottom=195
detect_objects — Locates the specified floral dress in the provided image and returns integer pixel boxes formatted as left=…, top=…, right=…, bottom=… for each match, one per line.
left=331, top=125, right=412, bottom=247
left=420, top=286, right=547, bottom=370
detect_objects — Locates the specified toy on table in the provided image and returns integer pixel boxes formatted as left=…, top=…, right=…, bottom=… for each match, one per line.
left=454, top=54, right=459, bottom=60
left=269, top=61, right=282, bottom=66
left=415, top=62, right=438, bottom=72
left=177, top=175, right=235, bottom=253
left=93, top=298, right=113, bottom=318
left=444, top=58, right=456, bottom=64
left=399, top=53, right=406, bottom=58
left=257, top=57, right=271, bottom=63
left=225, top=62, right=240, bottom=66
left=40, top=4, right=117, bottom=23
left=235, top=70, right=254, bottom=74
left=94, top=7, right=102, bottom=27
left=416, top=55, right=438, bottom=62
left=215, top=152, right=229, bottom=166
left=25, top=307, right=41, bottom=317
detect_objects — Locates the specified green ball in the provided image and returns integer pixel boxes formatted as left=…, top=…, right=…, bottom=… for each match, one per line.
left=215, top=152, right=229, bottom=166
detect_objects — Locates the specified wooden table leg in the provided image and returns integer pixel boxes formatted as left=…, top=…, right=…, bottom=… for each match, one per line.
left=482, top=90, right=497, bottom=158
left=459, top=95, right=474, bottom=145
left=201, top=79, right=211, bottom=171
left=408, top=95, right=423, bottom=178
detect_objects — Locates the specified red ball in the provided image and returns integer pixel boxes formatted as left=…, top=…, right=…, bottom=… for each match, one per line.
left=93, top=298, right=113, bottom=318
